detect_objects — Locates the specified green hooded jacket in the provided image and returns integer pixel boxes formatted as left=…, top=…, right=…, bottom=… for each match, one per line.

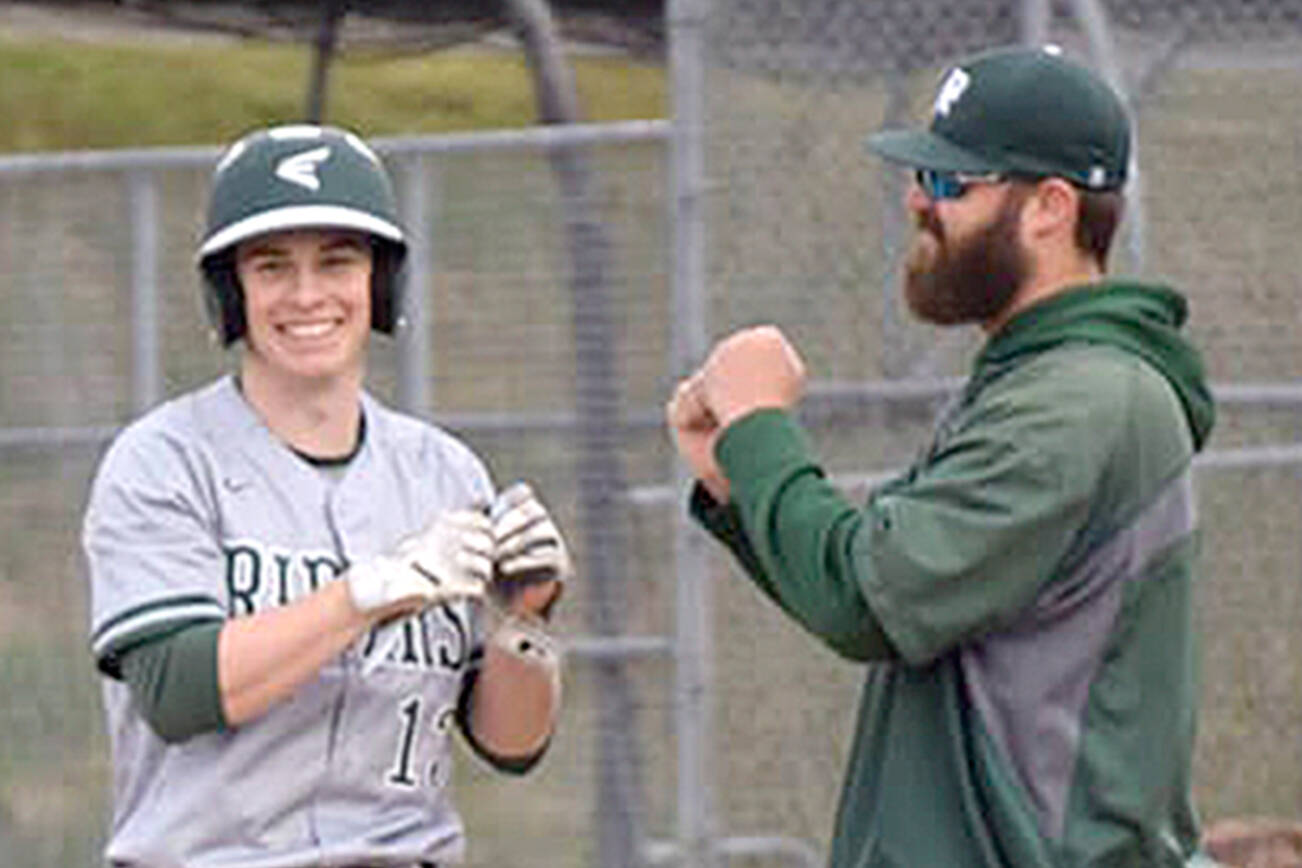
left=693, top=281, right=1214, bottom=867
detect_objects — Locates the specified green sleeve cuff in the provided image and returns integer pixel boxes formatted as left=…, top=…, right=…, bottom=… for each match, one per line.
left=688, top=480, right=740, bottom=535
left=688, top=480, right=772, bottom=584
left=715, top=408, right=818, bottom=494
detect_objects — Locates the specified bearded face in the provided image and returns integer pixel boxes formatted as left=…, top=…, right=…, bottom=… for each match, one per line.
left=903, top=185, right=1031, bottom=326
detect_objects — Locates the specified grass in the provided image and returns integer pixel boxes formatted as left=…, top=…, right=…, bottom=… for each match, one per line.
left=0, top=35, right=667, bottom=153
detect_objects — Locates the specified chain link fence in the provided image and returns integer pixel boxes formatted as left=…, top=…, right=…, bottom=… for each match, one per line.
left=0, top=125, right=682, bottom=868
left=2, top=1, right=1302, bottom=866
left=693, top=0, right=1302, bottom=863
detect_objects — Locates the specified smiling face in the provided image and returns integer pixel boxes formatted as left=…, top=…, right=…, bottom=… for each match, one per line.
left=235, top=228, right=373, bottom=388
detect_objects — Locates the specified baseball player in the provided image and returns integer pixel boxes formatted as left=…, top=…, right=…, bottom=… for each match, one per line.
left=82, top=124, right=569, bottom=867
left=669, top=47, right=1219, bottom=866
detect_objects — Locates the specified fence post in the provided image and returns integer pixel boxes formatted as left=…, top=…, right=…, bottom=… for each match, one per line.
left=396, top=156, right=434, bottom=417
left=1070, top=0, right=1147, bottom=271
left=670, top=0, right=718, bottom=865
left=1020, top=0, right=1053, bottom=45
left=128, top=169, right=161, bottom=413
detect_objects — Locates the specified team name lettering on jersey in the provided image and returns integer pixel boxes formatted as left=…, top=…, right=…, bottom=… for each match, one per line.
left=360, top=604, right=471, bottom=673
left=222, top=539, right=470, bottom=674
left=224, top=541, right=345, bottom=613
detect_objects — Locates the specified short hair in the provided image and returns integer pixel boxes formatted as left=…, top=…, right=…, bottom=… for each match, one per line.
left=1075, top=188, right=1124, bottom=269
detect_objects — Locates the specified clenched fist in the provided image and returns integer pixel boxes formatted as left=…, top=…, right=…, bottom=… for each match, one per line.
left=698, top=325, right=807, bottom=428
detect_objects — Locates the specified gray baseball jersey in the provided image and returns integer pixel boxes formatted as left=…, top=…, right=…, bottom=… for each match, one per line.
left=83, top=375, right=493, bottom=867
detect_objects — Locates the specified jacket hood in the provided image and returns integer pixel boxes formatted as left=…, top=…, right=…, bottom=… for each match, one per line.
left=975, top=282, right=1215, bottom=451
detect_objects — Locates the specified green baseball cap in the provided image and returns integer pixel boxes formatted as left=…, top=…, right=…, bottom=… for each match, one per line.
left=866, top=45, right=1131, bottom=191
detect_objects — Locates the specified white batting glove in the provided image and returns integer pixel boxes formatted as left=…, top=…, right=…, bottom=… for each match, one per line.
left=346, top=509, right=493, bottom=617
left=490, top=482, right=572, bottom=618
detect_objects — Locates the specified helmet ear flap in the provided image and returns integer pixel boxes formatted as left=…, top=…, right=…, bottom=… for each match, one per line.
left=370, top=239, right=409, bottom=334
left=200, top=252, right=247, bottom=346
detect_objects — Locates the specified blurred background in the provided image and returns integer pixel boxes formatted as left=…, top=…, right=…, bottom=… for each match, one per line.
left=0, top=1, right=1299, bottom=866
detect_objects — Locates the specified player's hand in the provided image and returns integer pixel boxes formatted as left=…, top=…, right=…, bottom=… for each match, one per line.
left=699, top=325, right=806, bottom=428
left=345, top=509, right=493, bottom=619
left=490, top=482, right=570, bottom=621
left=666, top=372, right=730, bottom=502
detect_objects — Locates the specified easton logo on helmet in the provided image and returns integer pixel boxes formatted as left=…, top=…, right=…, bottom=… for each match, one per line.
left=275, top=146, right=331, bottom=191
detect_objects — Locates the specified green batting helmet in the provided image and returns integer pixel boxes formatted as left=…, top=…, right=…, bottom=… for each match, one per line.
left=197, top=124, right=409, bottom=346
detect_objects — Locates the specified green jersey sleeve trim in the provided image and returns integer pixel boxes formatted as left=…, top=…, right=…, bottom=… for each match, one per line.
left=92, top=594, right=227, bottom=678
left=711, top=408, right=897, bottom=662
left=119, top=621, right=228, bottom=744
